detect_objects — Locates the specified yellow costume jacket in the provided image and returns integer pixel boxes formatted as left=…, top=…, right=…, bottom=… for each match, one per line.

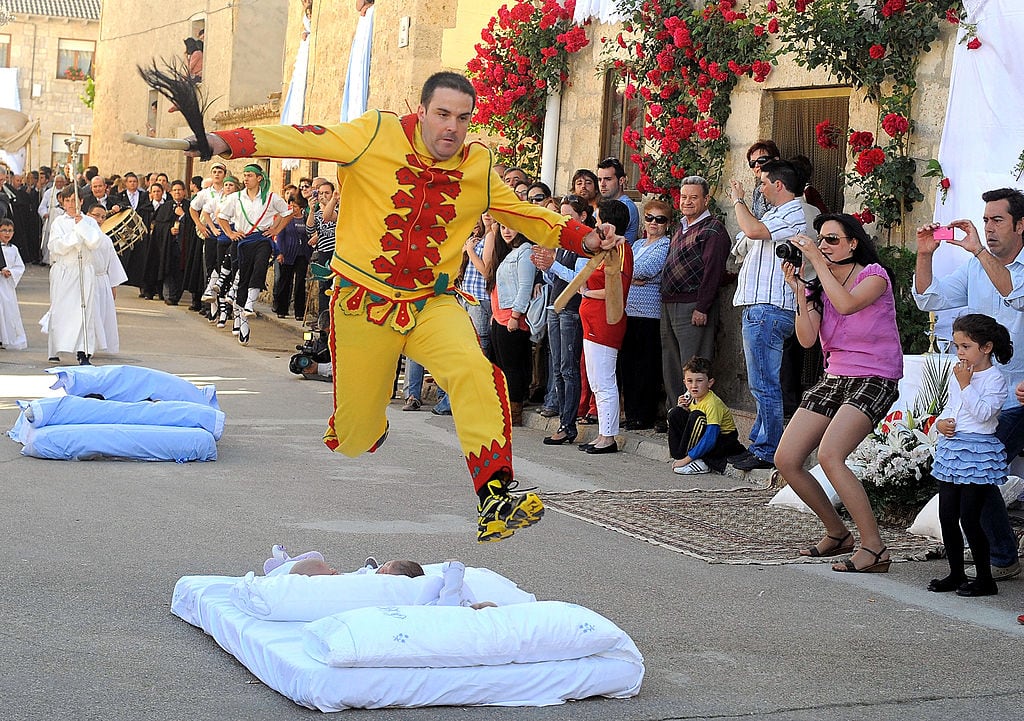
left=214, top=112, right=592, bottom=332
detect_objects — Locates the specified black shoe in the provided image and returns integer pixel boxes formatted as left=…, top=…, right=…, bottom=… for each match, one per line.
left=76, top=351, right=92, bottom=366
left=543, top=427, right=577, bottom=445
left=622, top=420, right=651, bottom=431
left=48, top=355, right=60, bottom=363
left=578, top=441, right=595, bottom=451
left=732, top=450, right=773, bottom=471
left=586, top=442, right=618, bottom=455
left=956, top=579, right=998, bottom=597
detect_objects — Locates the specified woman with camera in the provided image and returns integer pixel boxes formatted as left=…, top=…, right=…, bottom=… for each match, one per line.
left=774, top=213, right=903, bottom=573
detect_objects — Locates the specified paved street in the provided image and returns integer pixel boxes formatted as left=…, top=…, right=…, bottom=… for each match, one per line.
left=2, top=263, right=1023, bottom=721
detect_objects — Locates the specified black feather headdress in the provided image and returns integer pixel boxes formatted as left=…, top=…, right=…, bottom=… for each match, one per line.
left=137, top=59, right=214, bottom=160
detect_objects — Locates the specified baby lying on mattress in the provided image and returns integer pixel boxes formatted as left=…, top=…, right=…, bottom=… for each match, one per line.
left=171, top=548, right=645, bottom=710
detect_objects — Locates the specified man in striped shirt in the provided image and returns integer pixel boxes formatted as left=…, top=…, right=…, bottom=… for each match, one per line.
left=728, top=160, right=806, bottom=471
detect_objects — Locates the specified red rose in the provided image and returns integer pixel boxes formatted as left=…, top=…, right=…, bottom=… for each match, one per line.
left=754, top=25, right=765, bottom=37
left=855, top=207, right=875, bottom=224
left=815, top=119, right=837, bottom=149
left=855, top=148, right=887, bottom=176
left=766, top=0, right=778, bottom=11
left=967, top=37, right=982, bottom=50
left=882, top=113, right=910, bottom=137
left=767, top=18, right=779, bottom=33
left=945, top=8, right=959, bottom=24
left=848, top=130, right=875, bottom=153
left=869, top=44, right=886, bottom=59
left=940, top=177, right=951, bottom=190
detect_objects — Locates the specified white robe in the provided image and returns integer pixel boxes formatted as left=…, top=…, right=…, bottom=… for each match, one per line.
left=91, top=230, right=128, bottom=354
left=0, top=242, right=27, bottom=349
left=45, top=214, right=103, bottom=356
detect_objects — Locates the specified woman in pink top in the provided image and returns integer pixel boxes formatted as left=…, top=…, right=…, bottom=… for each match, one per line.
left=775, top=213, right=903, bottom=573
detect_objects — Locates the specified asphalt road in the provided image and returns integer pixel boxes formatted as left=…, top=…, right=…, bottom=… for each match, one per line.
left=2, top=264, right=1023, bottom=721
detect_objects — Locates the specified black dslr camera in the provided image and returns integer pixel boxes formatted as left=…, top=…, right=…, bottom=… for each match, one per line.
left=775, top=240, right=803, bottom=267
left=289, top=311, right=331, bottom=376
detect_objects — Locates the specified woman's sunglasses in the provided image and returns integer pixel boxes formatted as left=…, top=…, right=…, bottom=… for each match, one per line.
left=819, top=234, right=849, bottom=245
left=644, top=214, right=669, bottom=224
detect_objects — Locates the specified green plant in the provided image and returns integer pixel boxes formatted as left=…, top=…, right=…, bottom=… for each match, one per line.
left=80, top=75, right=95, bottom=109
left=877, top=243, right=930, bottom=355
left=776, top=0, right=960, bottom=231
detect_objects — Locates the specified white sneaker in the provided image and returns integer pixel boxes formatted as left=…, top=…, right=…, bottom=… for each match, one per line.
left=965, top=559, right=1021, bottom=580
left=673, top=459, right=710, bottom=475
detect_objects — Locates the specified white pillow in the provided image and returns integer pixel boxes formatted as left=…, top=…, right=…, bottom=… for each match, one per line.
left=302, top=600, right=631, bottom=668
left=907, top=476, right=1024, bottom=541
left=768, top=464, right=842, bottom=513
left=229, top=571, right=444, bottom=622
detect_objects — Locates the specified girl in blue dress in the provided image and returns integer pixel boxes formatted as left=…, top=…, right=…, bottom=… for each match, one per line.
left=930, top=314, right=1013, bottom=597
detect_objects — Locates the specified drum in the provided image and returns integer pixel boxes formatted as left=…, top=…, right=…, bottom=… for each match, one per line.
left=100, top=209, right=146, bottom=254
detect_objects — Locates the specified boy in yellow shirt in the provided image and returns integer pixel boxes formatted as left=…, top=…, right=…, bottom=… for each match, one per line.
left=669, top=356, right=745, bottom=475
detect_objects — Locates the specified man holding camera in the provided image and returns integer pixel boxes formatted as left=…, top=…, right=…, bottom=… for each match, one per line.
left=728, top=160, right=807, bottom=471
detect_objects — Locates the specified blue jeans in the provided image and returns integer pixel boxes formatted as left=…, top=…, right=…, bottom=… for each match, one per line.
left=984, top=404, right=1024, bottom=566
left=404, top=357, right=448, bottom=408
left=461, top=294, right=492, bottom=358
left=741, top=304, right=795, bottom=463
left=546, top=308, right=583, bottom=433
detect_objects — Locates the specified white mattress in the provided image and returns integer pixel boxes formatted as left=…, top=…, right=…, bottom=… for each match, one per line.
left=171, top=575, right=645, bottom=712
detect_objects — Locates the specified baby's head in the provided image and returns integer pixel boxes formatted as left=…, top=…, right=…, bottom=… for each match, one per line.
left=375, top=560, right=425, bottom=578
left=0, top=218, right=13, bottom=244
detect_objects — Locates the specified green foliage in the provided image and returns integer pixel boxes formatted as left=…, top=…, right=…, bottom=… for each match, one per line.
left=877, top=243, right=930, bottom=354
left=80, top=76, right=95, bottom=110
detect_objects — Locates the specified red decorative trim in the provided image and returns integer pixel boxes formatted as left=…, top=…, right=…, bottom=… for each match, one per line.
left=465, top=365, right=513, bottom=492
left=213, top=128, right=257, bottom=158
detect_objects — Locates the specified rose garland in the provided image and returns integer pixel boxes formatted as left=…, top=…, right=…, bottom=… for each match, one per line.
left=778, top=0, right=962, bottom=232
left=467, top=0, right=590, bottom=177
left=603, top=0, right=775, bottom=204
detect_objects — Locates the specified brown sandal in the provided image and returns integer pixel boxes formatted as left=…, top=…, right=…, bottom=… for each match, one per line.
left=832, top=546, right=891, bottom=573
left=800, top=531, right=854, bottom=557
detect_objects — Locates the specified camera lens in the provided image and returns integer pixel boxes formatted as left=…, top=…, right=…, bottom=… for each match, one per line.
left=775, top=241, right=802, bottom=267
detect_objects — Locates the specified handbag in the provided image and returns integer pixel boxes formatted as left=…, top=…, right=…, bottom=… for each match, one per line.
left=526, top=284, right=550, bottom=343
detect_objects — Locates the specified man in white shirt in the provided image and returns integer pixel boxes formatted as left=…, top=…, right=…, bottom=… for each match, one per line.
left=727, top=160, right=807, bottom=471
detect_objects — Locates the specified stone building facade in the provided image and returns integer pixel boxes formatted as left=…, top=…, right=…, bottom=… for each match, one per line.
left=90, top=0, right=288, bottom=180
left=1, top=0, right=100, bottom=172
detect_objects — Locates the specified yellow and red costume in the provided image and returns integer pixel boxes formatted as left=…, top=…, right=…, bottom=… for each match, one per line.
left=213, top=111, right=592, bottom=492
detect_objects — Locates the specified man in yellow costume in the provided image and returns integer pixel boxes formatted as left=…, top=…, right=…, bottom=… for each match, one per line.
left=192, top=72, right=620, bottom=542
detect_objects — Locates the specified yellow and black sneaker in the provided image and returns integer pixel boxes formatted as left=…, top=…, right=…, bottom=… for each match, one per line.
left=476, top=477, right=544, bottom=543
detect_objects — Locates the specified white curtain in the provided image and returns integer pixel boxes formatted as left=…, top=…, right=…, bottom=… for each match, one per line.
left=280, top=15, right=312, bottom=171
left=932, top=0, right=1024, bottom=335
left=573, top=0, right=624, bottom=25
left=341, top=6, right=375, bottom=122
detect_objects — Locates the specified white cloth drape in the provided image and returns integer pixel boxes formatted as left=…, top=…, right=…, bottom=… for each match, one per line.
left=932, top=0, right=1024, bottom=336
left=573, top=0, right=623, bottom=25
left=280, top=16, right=312, bottom=172
left=341, top=6, right=375, bottom=123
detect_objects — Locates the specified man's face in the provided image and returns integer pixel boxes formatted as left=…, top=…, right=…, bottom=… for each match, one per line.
left=596, top=167, right=624, bottom=199
left=678, top=184, right=709, bottom=220
left=242, top=171, right=260, bottom=190
left=573, top=175, right=596, bottom=202
left=125, top=176, right=139, bottom=192
left=502, top=169, right=527, bottom=188
left=317, top=186, right=333, bottom=202
left=54, top=177, right=67, bottom=191
left=90, top=177, right=106, bottom=197
left=149, top=185, right=164, bottom=202
left=982, top=199, right=1024, bottom=259
left=171, top=185, right=185, bottom=202
left=11, top=174, right=23, bottom=189
left=759, top=174, right=782, bottom=206
left=157, top=174, right=169, bottom=189
left=417, top=87, right=473, bottom=162
left=211, top=167, right=226, bottom=182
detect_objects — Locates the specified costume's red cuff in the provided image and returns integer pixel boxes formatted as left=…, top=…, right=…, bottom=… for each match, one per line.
left=212, top=128, right=257, bottom=159
left=559, top=218, right=594, bottom=256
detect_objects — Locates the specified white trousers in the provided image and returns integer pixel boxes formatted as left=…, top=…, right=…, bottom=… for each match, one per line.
left=583, top=338, right=620, bottom=437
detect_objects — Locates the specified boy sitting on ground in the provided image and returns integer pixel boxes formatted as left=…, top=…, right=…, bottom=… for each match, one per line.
left=669, top=356, right=746, bottom=475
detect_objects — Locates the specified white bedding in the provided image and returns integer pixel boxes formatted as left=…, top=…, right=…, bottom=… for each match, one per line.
left=171, top=575, right=645, bottom=712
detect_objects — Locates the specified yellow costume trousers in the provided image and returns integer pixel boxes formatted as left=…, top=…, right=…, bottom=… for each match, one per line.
left=322, top=292, right=513, bottom=491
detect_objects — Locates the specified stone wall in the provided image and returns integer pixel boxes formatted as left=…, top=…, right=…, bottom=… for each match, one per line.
left=4, top=15, right=98, bottom=171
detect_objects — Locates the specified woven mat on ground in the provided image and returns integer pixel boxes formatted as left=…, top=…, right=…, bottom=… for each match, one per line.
left=543, top=488, right=942, bottom=565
